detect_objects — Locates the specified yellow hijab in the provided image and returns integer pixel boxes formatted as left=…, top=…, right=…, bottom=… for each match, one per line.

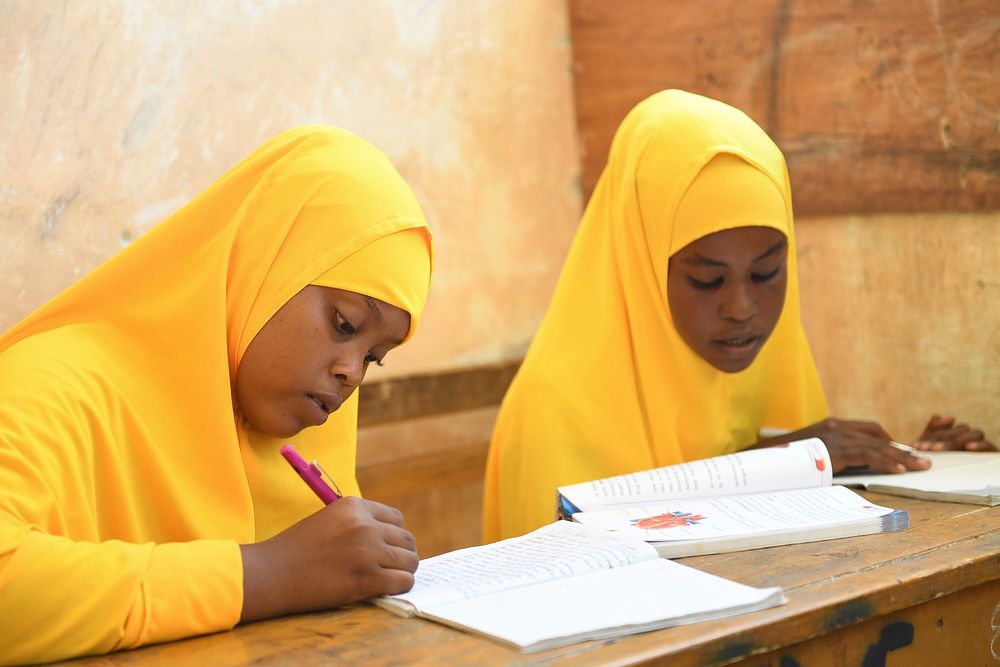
left=483, top=90, right=827, bottom=541
left=0, top=126, right=432, bottom=661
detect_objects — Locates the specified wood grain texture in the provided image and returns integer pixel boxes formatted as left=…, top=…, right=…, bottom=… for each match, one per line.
left=54, top=494, right=1000, bottom=666
left=356, top=407, right=500, bottom=556
left=358, top=361, right=519, bottom=427
left=569, top=0, right=1000, bottom=215
left=746, top=580, right=1000, bottom=665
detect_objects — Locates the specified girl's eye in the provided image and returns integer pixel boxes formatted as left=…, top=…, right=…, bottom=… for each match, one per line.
left=687, top=276, right=723, bottom=290
left=365, top=353, right=384, bottom=367
left=751, top=265, right=782, bottom=283
left=335, top=312, right=356, bottom=335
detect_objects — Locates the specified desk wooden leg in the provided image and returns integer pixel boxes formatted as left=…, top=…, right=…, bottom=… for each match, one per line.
left=742, top=578, right=1000, bottom=666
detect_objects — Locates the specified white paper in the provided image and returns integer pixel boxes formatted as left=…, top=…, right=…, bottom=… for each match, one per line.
left=560, top=438, right=832, bottom=512
left=422, top=558, right=785, bottom=652
left=575, top=485, right=894, bottom=542
left=835, top=451, right=1000, bottom=494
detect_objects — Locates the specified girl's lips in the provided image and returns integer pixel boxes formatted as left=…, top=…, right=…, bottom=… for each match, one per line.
left=711, top=334, right=762, bottom=358
left=309, top=392, right=344, bottom=413
left=305, top=394, right=332, bottom=426
left=715, top=335, right=759, bottom=346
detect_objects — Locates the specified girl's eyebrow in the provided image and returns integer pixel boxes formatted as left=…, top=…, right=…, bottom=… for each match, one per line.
left=363, top=295, right=404, bottom=346
left=681, top=238, right=788, bottom=268
left=755, top=238, right=788, bottom=262
left=681, top=254, right=726, bottom=268
left=363, top=295, right=384, bottom=324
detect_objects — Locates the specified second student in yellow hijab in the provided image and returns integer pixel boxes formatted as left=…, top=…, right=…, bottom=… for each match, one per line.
left=483, top=90, right=994, bottom=542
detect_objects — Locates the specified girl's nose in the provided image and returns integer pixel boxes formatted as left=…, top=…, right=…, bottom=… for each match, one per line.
left=331, top=351, right=366, bottom=388
left=719, top=282, right=758, bottom=322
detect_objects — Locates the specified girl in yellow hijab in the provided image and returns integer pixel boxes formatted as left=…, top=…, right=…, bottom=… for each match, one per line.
left=483, top=89, right=992, bottom=542
left=0, top=126, right=432, bottom=664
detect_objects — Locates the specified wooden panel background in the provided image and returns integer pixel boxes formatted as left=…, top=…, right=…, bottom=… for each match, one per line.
left=357, top=361, right=520, bottom=556
left=569, top=0, right=1000, bottom=215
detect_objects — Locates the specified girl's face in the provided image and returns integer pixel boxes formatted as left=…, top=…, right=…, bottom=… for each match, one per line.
left=667, top=226, right=788, bottom=373
left=234, top=285, right=410, bottom=437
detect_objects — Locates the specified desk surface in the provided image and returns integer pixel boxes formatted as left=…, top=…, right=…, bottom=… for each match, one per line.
left=60, top=493, right=1000, bottom=666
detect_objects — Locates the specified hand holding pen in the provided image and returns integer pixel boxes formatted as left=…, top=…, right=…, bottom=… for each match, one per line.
left=758, top=419, right=933, bottom=474
left=237, top=444, right=419, bottom=625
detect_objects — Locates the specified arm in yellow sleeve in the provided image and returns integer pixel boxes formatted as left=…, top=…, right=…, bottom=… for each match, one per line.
left=0, top=349, right=244, bottom=664
left=0, top=524, right=242, bottom=665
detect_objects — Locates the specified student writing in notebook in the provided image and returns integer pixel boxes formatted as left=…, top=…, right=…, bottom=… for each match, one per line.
left=0, top=127, right=432, bottom=663
left=482, top=90, right=993, bottom=542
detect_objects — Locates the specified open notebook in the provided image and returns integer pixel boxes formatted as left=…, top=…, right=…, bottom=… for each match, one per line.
left=374, top=521, right=785, bottom=653
left=835, top=450, right=1000, bottom=506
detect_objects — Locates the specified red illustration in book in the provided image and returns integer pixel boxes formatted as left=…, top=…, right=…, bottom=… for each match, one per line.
left=632, top=511, right=707, bottom=530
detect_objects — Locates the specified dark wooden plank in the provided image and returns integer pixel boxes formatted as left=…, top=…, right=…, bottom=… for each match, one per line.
left=742, top=579, right=1000, bottom=665
left=358, top=360, right=519, bottom=427
left=356, top=442, right=489, bottom=499
left=569, top=0, right=1000, bottom=215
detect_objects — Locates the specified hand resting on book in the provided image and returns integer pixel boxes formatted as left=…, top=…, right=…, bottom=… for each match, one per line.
left=757, top=415, right=994, bottom=474
left=912, top=415, right=995, bottom=453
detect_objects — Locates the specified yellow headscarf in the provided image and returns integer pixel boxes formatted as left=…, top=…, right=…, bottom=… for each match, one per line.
left=483, top=90, right=827, bottom=541
left=0, top=126, right=432, bottom=662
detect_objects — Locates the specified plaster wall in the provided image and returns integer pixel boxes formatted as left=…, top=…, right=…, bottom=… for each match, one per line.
left=0, top=0, right=582, bottom=377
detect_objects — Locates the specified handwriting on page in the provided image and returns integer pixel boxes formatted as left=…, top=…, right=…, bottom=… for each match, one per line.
left=414, top=523, right=652, bottom=599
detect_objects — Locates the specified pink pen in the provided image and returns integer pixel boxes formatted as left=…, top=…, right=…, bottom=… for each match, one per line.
left=280, top=444, right=342, bottom=504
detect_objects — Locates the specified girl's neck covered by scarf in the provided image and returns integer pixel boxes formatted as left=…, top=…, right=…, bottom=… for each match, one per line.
left=0, top=126, right=431, bottom=660
left=483, top=90, right=827, bottom=541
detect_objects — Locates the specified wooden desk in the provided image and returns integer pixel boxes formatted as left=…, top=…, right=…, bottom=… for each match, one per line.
left=60, top=493, right=1000, bottom=666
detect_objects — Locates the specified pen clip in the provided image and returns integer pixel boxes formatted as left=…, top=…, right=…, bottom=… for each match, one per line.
left=312, top=459, right=343, bottom=498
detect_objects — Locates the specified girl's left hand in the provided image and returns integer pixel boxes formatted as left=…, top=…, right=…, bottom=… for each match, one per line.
left=913, top=415, right=996, bottom=452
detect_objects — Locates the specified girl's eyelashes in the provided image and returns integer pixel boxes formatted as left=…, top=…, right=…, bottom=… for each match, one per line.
left=687, top=276, right=724, bottom=290
left=751, top=265, right=783, bottom=283
left=686, top=263, right=784, bottom=290
left=365, top=353, right=384, bottom=367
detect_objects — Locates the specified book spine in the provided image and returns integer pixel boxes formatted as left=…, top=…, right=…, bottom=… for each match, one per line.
left=556, top=493, right=582, bottom=521
left=881, top=509, right=909, bottom=533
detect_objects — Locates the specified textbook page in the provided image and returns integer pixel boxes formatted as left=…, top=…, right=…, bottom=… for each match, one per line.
left=835, top=451, right=1000, bottom=506
left=421, top=557, right=786, bottom=653
left=560, top=438, right=831, bottom=512
left=375, top=521, right=658, bottom=614
left=573, top=485, right=906, bottom=556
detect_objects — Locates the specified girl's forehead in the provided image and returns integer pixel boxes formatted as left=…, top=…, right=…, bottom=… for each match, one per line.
left=673, top=226, right=787, bottom=262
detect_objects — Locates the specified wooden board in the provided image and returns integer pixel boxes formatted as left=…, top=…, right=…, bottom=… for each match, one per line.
left=569, top=0, right=1000, bottom=215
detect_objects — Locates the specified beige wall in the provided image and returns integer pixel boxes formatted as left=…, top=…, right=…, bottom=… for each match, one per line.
left=0, top=0, right=582, bottom=377
left=797, top=212, right=1000, bottom=440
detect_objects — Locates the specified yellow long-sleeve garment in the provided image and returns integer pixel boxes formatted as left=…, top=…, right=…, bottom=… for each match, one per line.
left=0, top=126, right=432, bottom=664
left=483, top=90, right=828, bottom=542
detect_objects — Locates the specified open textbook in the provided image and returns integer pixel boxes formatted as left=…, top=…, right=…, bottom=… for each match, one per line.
left=374, top=521, right=785, bottom=653
left=558, top=439, right=908, bottom=557
left=836, top=450, right=1000, bottom=506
